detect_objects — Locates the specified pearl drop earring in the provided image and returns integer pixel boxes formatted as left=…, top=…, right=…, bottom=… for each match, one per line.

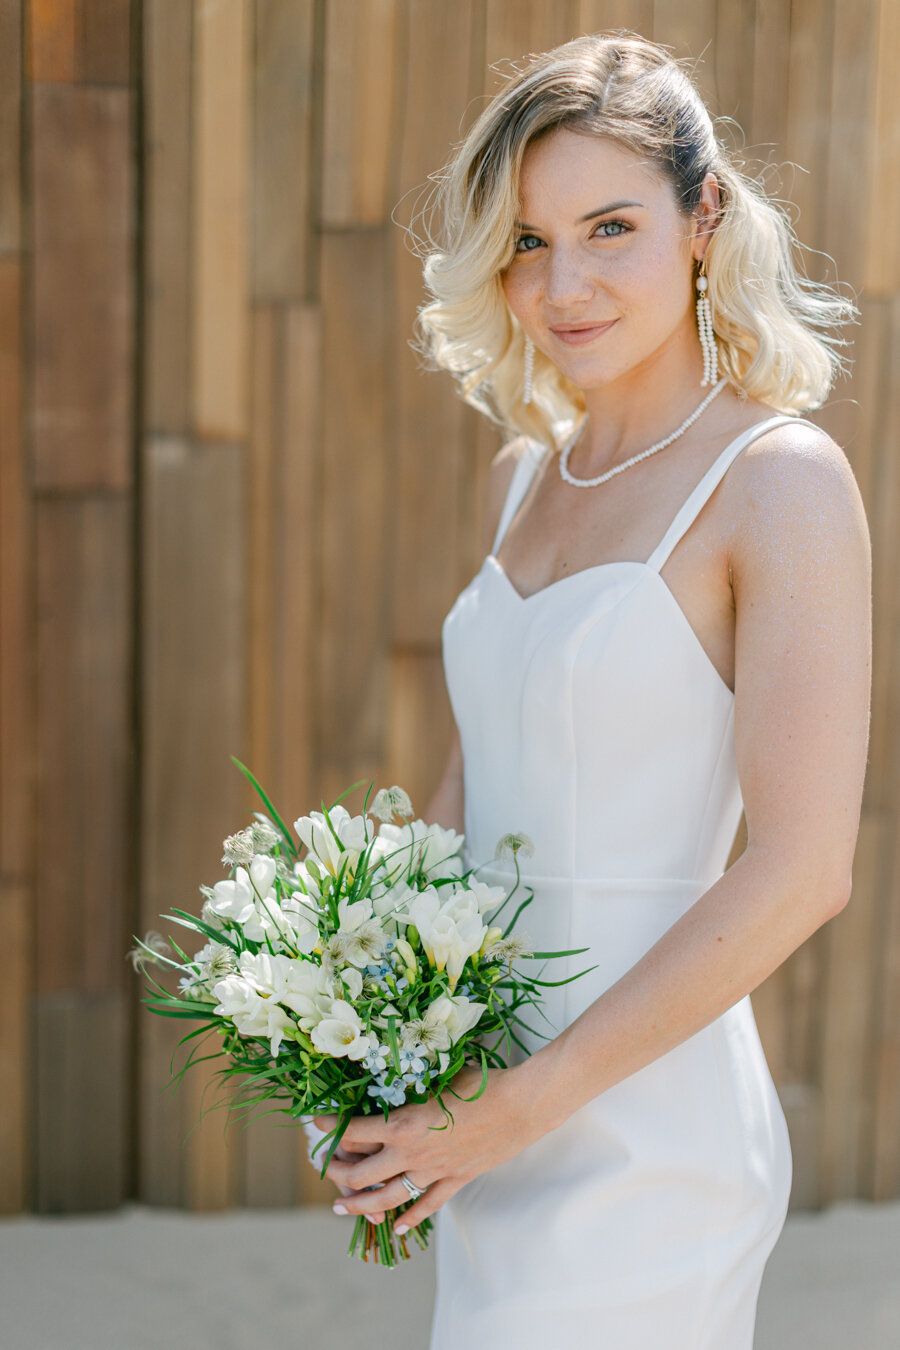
left=522, top=334, right=534, bottom=405
left=695, top=259, right=719, bottom=386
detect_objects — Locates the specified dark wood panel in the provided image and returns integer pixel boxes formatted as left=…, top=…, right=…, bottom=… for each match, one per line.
left=139, top=436, right=246, bottom=1207
left=75, top=0, right=132, bottom=85
left=317, top=231, right=391, bottom=782
left=34, top=991, right=128, bottom=1211
left=252, top=0, right=317, bottom=301
left=31, top=83, right=134, bottom=489
left=35, top=497, right=134, bottom=993
left=144, top=0, right=193, bottom=434
left=0, top=0, right=22, bottom=252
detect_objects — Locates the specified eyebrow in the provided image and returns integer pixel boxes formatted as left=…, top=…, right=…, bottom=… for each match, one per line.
left=515, top=200, right=646, bottom=230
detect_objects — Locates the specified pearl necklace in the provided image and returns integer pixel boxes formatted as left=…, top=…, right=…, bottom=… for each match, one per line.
left=558, top=376, right=729, bottom=488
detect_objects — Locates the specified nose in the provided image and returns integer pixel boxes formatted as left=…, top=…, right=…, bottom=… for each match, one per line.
left=544, top=247, right=597, bottom=310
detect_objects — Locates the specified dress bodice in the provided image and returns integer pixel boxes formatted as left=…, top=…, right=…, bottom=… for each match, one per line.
left=441, top=414, right=820, bottom=886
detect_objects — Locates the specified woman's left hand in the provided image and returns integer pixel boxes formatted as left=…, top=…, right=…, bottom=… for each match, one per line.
left=312, top=1061, right=544, bottom=1232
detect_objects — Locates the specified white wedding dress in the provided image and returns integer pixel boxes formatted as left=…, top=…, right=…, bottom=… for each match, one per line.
left=428, top=415, right=817, bottom=1348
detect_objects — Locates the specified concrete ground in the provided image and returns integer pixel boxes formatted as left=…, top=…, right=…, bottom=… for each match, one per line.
left=0, top=1200, right=897, bottom=1349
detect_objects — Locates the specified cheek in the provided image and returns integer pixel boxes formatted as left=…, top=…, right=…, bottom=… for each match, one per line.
left=501, top=267, right=536, bottom=315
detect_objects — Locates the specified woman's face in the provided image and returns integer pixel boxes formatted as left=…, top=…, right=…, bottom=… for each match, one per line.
left=500, top=127, right=712, bottom=388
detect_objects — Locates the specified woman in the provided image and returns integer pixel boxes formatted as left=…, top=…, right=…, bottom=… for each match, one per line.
left=309, top=31, right=871, bottom=1348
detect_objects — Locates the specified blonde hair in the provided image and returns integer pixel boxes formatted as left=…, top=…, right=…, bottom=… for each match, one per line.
left=409, top=31, right=858, bottom=445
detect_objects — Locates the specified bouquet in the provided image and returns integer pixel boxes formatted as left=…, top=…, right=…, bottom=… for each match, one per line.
left=131, top=759, right=594, bottom=1265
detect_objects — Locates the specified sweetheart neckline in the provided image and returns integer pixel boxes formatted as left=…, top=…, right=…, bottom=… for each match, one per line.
left=483, top=553, right=735, bottom=700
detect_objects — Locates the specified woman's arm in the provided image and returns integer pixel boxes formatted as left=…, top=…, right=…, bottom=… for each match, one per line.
left=519, top=425, right=872, bottom=1129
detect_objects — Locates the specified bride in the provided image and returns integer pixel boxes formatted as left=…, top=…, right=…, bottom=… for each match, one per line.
left=307, top=30, right=871, bottom=1348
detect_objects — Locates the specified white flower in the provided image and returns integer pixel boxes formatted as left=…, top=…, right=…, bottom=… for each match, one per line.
left=277, top=892, right=322, bottom=954
left=310, top=999, right=374, bottom=1060
left=337, top=895, right=387, bottom=968
left=208, top=856, right=272, bottom=924
left=439, top=992, right=489, bottom=1042
left=293, top=805, right=374, bottom=876
left=400, top=885, right=487, bottom=991
left=249, top=813, right=282, bottom=853
left=483, top=931, right=534, bottom=964
left=368, top=875, right=419, bottom=933
left=127, top=930, right=175, bottom=972
left=291, top=858, right=323, bottom=900
left=495, top=831, right=535, bottom=861
left=370, top=819, right=465, bottom=881
left=211, top=973, right=295, bottom=1056
left=465, top=876, right=508, bottom=915
left=208, top=855, right=309, bottom=948
left=179, top=940, right=238, bottom=996
left=237, top=951, right=333, bottom=1031
left=400, top=992, right=483, bottom=1062
left=369, top=785, right=415, bottom=823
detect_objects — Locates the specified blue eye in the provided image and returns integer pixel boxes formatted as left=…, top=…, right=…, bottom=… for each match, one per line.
left=513, top=219, right=633, bottom=253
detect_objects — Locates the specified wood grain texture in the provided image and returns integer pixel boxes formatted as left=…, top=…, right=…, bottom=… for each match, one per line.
left=31, top=83, right=134, bottom=490
left=2, top=0, right=897, bottom=1214
left=138, top=437, right=247, bottom=1208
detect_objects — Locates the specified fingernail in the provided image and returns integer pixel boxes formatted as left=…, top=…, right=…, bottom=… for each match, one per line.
left=332, top=1203, right=347, bottom=1215
left=394, top=1223, right=409, bottom=1235
left=364, top=1213, right=379, bottom=1224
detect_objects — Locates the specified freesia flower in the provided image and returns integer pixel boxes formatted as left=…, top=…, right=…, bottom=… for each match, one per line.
left=211, top=973, right=295, bottom=1056
left=293, top=805, right=373, bottom=876
left=371, top=819, right=465, bottom=881
left=310, top=999, right=374, bottom=1060
left=400, top=885, right=487, bottom=990
left=337, top=895, right=387, bottom=967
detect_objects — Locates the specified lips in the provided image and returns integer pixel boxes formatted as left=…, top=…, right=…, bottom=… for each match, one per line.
left=550, top=319, right=618, bottom=345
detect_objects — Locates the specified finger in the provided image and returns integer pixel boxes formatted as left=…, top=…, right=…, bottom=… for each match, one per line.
left=313, top=1114, right=389, bottom=1147
left=393, top=1177, right=461, bottom=1234
left=325, top=1149, right=402, bottom=1191
left=332, top=1173, right=431, bottom=1218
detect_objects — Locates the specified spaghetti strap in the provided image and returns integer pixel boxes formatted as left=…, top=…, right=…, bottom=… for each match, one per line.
left=490, top=439, right=547, bottom=555
left=645, top=414, right=822, bottom=572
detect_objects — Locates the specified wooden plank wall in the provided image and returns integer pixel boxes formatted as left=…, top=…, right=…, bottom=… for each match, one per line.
left=1, top=0, right=896, bottom=1214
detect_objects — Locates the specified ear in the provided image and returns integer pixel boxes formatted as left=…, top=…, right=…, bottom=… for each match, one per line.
left=692, top=172, right=722, bottom=263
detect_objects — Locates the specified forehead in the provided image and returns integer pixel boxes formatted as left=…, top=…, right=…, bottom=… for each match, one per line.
left=517, top=127, right=666, bottom=212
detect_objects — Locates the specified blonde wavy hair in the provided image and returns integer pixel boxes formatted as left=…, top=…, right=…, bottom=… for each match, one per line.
left=409, top=31, right=858, bottom=445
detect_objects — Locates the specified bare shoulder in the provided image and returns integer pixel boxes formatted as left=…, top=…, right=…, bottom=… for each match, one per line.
left=723, top=419, right=871, bottom=584
left=481, top=434, right=538, bottom=555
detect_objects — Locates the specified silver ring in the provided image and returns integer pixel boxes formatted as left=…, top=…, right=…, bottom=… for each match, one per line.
left=399, top=1171, right=427, bottom=1199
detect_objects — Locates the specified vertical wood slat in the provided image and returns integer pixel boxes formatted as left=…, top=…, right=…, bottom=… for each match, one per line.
left=33, top=498, right=134, bottom=1210
left=28, top=0, right=77, bottom=83
left=139, top=437, right=246, bottom=1209
left=192, top=0, right=250, bottom=440
left=143, top=0, right=193, bottom=436
left=0, top=0, right=23, bottom=252
left=317, top=231, right=392, bottom=796
left=75, top=0, right=132, bottom=85
left=0, top=254, right=30, bottom=1215
left=30, top=82, right=134, bottom=490
left=870, top=294, right=900, bottom=1199
left=252, top=0, right=317, bottom=302
left=320, top=0, right=401, bottom=228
